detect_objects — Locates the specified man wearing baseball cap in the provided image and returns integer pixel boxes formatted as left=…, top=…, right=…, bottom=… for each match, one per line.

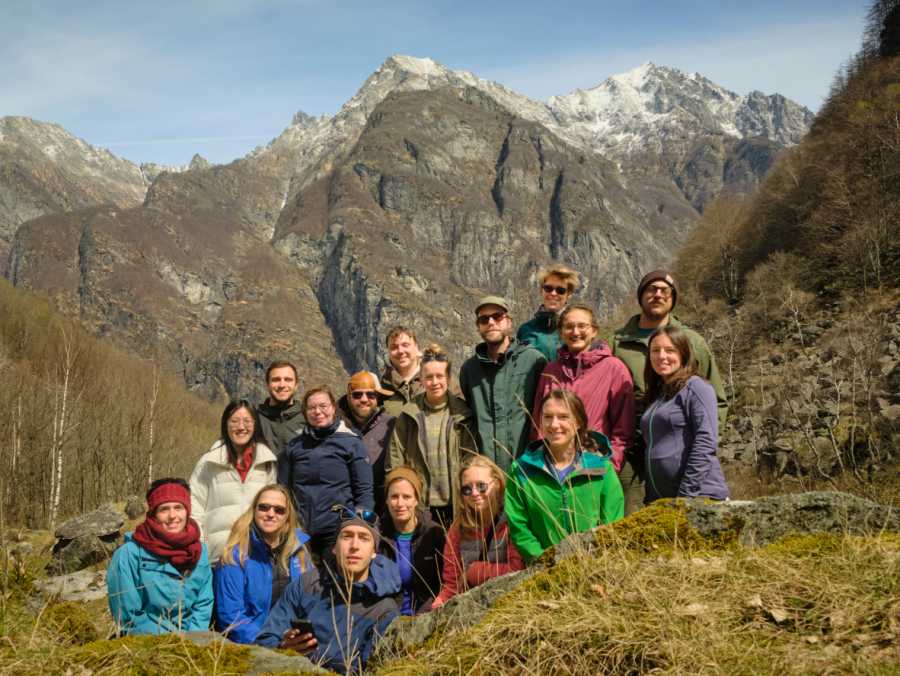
left=459, top=295, right=547, bottom=473
left=609, top=270, right=728, bottom=514
left=337, top=371, right=396, bottom=516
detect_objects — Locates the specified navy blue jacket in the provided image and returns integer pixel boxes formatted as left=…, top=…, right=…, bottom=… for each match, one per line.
left=214, top=527, right=312, bottom=644
left=256, top=554, right=401, bottom=674
left=278, top=421, right=375, bottom=542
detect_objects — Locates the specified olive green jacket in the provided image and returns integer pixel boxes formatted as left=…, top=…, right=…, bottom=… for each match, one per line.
left=386, top=393, right=478, bottom=518
left=608, top=314, right=728, bottom=433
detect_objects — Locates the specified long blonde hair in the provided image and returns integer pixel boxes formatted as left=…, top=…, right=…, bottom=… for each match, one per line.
left=455, top=455, right=506, bottom=537
left=221, top=484, right=307, bottom=573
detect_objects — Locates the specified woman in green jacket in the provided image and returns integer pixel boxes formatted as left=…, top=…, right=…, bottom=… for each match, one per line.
left=506, top=389, right=624, bottom=564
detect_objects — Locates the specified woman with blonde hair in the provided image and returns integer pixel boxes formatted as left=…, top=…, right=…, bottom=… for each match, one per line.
left=431, top=455, right=524, bottom=608
left=388, top=343, right=477, bottom=528
left=214, top=484, right=312, bottom=643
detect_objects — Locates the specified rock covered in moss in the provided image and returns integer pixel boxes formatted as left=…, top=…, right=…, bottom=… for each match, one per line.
left=182, top=631, right=329, bottom=674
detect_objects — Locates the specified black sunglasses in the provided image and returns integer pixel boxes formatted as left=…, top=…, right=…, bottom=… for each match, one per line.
left=350, top=390, right=377, bottom=400
left=542, top=284, right=568, bottom=295
left=476, top=311, right=507, bottom=326
left=460, top=481, right=492, bottom=497
left=421, top=351, right=448, bottom=363
left=330, top=504, right=379, bottom=525
left=257, top=502, right=287, bottom=515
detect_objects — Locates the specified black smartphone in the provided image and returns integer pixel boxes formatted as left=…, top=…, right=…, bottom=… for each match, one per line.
left=290, top=618, right=314, bottom=635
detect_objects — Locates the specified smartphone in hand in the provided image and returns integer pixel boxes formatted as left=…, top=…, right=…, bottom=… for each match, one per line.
left=290, top=618, right=314, bottom=636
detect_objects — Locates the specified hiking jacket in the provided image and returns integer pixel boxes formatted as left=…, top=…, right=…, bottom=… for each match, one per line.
left=337, top=397, right=395, bottom=516
left=608, top=314, right=728, bottom=433
left=255, top=555, right=401, bottom=674
left=505, top=434, right=625, bottom=564
left=386, top=393, right=478, bottom=516
left=278, top=421, right=374, bottom=543
left=531, top=340, right=635, bottom=471
left=378, top=509, right=445, bottom=614
left=431, top=513, right=524, bottom=607
left=459, top=339, right=547, bottom=473
left=190, top=440, right=278, bottom=562
left=380, top=365, right=464, bottom=417
left=214, top=527, right=312, bottom=644
left=107, top=533, right=213, bottom=635
left=516, top=307, right=562, bottom=362
left=257, top=399, right=306, bottom=459
left=641, top=376, right=729, bottom=503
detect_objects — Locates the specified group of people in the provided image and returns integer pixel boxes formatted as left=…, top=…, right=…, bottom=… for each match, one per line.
left=105, top=265, right=730, bottom=674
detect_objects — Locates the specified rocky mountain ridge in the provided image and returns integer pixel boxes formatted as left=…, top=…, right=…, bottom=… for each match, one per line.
left=3, top=56, right=813, bottom=399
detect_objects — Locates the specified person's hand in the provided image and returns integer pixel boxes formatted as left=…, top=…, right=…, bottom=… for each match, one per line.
left=280, top=628, right=317, bottom=654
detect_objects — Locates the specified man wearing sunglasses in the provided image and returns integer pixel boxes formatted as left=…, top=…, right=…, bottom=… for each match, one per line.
left=516, top=265, right=581, bottom=361
left=460, top=296, right=547, bottom=474
left=337, top=371, right=396, bottom=517
left=608, top=270, right=728, bottom=515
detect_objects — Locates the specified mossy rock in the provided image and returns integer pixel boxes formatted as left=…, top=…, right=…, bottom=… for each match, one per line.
left=43, top=601, right=100, bottom=645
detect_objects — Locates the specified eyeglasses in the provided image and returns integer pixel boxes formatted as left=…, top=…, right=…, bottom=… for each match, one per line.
left=306, top=403, right=333, bottom=413
left=460, top=481, right=492, bottom=497
left=561, top=322, right=593, bottom=333
left=476, top=311, right=507, bottom=326
left=644, top=284, right=672, bottom=298
left=351, top=391, right=377, bottom=400
left=227, top=418, right=254, bottom=428
left=330, top=504, right=379, bottom=525
left=542, top=284, right=568, bottom=296
left=257, top=503, right=287, bottom=515
left=421, top=352, right=448, bottom=363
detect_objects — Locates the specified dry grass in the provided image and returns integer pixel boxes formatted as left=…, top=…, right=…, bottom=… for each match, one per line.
left=374, top=532, right=900, bottom=675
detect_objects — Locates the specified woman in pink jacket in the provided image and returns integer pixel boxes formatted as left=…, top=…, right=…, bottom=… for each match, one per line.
left=531, top=303, right=635, bottom=471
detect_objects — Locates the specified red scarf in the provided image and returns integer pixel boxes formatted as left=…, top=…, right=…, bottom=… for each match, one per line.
left=133, top=515, right=203, bottom=571
left=234, top=443, right=255, bottom=483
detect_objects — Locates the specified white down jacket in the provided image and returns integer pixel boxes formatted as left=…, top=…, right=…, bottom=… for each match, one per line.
left=189, top=440, right=277, bottom=562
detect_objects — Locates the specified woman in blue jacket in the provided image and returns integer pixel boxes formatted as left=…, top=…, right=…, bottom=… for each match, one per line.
left=279, top=386, right=374, bottom=557
left=107, top=478, right=213, bottom=635
left=641, top=326, right=730, bottom=503
left=214, top=484, right=312, bottom=643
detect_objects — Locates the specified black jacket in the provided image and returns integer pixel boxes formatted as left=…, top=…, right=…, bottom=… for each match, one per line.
left=378, top=509, right=445, bottom=614
left=337, top=397, right=396, bottom=516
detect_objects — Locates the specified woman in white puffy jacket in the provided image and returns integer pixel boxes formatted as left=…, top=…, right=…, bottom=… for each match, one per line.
left=189, top=399, right=278, bottom=562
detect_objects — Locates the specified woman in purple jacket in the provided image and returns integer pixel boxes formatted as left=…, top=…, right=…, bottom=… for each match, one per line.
left=641, top=325, right=729, bottom=503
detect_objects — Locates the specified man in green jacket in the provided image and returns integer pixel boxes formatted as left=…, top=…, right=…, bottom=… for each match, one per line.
left=516, top=265, right=581, bottom=361
left=460, top=296, right=547, bottom=474
left=505, top=434, right=624, bottom=564
left=608, top=270, right=728, bottom=514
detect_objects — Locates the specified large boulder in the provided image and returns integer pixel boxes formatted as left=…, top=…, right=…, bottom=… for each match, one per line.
left=50, top=507, right=123, bottom=575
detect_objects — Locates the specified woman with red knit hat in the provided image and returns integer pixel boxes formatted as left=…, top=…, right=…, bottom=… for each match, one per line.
left=107, top=478, right=213, bottom=635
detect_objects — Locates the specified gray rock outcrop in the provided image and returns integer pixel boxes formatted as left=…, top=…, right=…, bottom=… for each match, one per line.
left=50, top=507, right=123, bottom=575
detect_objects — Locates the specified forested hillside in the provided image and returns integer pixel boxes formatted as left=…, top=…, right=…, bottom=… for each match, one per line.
left=0, top=278, right=218, bottom=528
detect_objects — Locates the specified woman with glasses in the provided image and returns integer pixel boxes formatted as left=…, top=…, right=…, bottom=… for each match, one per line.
left=507, top=390, right=624, bottom=564
left=190, top=400, right=278, bottom=563
left=431, top=456, right=524, bottom=608
left=516, top=265, right=581, bottom=361
left=531, top=303, right=635, bottom=475
left=378, top=467, right=445, bottom=615
left=279, top=386, right=374, bottom=557
left=214, top=484, right=312, bottom=643
left=641, top=326, right=729, bottom=504
left=387, top=344, right=478, bottom=528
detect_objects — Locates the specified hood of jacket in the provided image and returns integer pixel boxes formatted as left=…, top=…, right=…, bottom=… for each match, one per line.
left=381, top=364, right=421, bottom=391
left=555, top=340, right=614, bottom=381
left=300, top=418, right=358, bottom=443
left=519, top=431, right=613, bottom=477
left=530, top=306, right=558, bottom=329
left=198, top=439, right=277, bottom=469
left=257, top=398, right=305, bottom=423
left=615, top=314, right=688, bottom=345
left=472, top=337, right=534, bottom=366
left=336, top=396, right=388, bottom=435
left=397, top=391, right=471, bottom=426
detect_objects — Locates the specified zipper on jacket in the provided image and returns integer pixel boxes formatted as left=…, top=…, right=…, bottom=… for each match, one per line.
left=645, top=400, right=662, bottom=500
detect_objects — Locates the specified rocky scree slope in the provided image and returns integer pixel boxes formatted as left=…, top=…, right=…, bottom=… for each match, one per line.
left=3, top=56, right=811, bottom=398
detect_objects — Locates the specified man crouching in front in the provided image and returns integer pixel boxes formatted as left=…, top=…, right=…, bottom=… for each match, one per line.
left=256, top=508, right=401, bottom=674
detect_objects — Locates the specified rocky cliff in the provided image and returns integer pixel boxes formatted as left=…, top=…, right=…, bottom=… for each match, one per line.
left=3, top=56, right=812, bottom=398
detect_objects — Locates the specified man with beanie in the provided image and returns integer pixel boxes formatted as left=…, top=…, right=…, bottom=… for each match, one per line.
left=337, top=372, right=396, bottom=517
left=460, top=296, right=547, bottom=473
left=256, top=510, right=400, bottom=674
left=609, top=270, right=728, bottom=515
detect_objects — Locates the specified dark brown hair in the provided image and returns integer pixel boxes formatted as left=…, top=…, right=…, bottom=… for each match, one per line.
left=538, top=389, right=600, bottom=452
left=385, top=325, right=418, bottom=349
left=302, top=385, right=337, bottom=411
left=557, top=303, right=600, bottom=336
left=644, top=325, right=699, bottom=402
left=265, top=360, right=298, bottom=382
left=220, top=400, right=262, bottom=466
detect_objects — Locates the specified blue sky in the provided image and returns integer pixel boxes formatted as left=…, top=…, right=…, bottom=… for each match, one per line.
left=2, top=1, right=868, bottom=166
